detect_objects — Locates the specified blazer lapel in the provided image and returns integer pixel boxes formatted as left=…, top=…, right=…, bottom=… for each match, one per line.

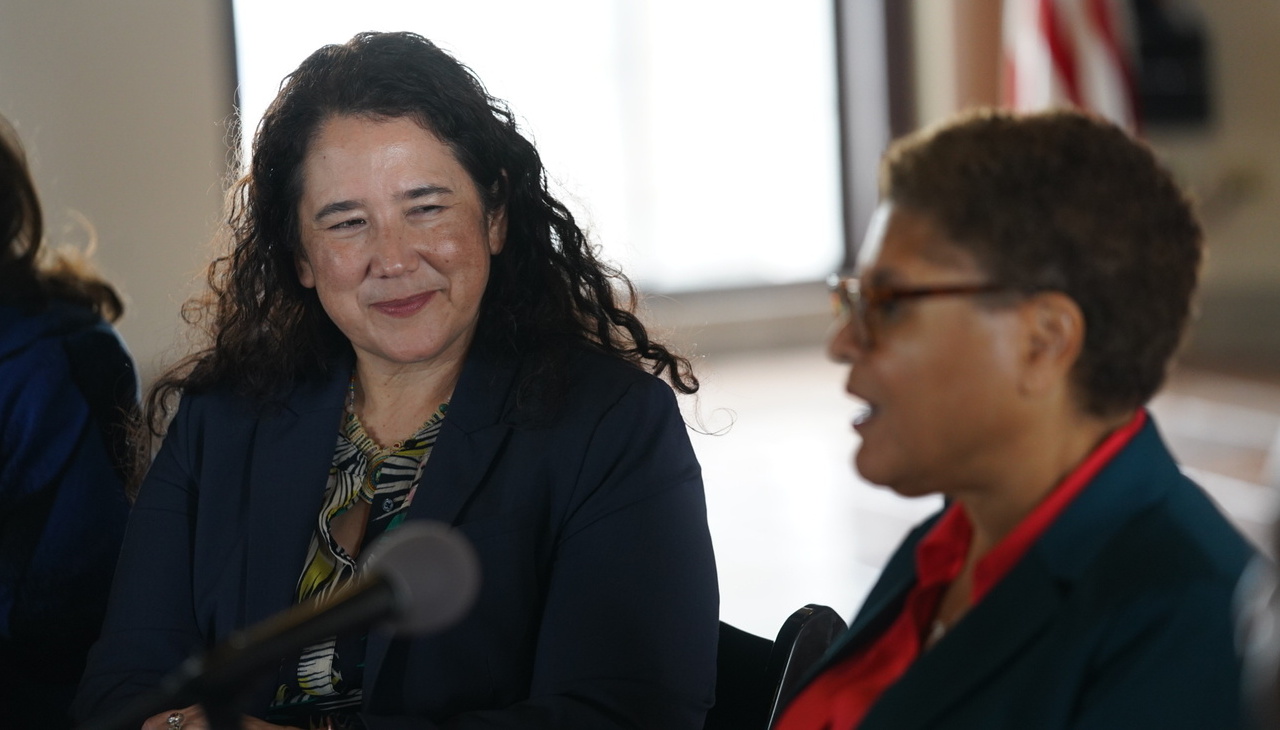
left=861, top=417, right=1174, bottom=729
left=822, top=516, right=942, bottom=667
left=861, top=558, right=1064, bottom=729
left=825, top=566, right=915, bottom=665
left=244, top=367, right=351, bottom=629
left=405, top=345, right=518, bottom=524
left=214, top=363, right=349, bottom=712
left=364, top=346, right=520, bottom=698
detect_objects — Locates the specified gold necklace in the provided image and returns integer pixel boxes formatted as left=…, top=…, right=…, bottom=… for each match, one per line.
left=345, top=373, right=448, bottom=455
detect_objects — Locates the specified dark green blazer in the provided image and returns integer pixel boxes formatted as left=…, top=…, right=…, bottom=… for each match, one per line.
left=793, top=416, right=1254, bottom=729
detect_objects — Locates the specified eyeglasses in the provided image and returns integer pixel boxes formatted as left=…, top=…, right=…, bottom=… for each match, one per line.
left=828, top=274, right=1011, bottom=349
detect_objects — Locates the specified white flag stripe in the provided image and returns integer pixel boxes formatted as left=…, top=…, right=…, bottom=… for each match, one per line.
left=1001, top=0, right=1138, bottom=131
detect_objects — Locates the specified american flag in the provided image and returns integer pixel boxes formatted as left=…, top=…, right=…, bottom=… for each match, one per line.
left=1002, top=0, right=1140, bottom=131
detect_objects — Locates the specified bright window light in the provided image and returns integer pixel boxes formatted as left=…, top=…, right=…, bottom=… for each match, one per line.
left=232, top=0, right=843, bottom=293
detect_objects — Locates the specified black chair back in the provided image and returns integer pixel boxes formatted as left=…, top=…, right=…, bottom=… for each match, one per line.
left=704, top=604, right=847, bottom=730
left=765, top=604, right=848, bottom=726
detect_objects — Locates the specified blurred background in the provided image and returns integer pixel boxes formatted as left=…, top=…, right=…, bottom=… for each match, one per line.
left=0, top=0, right=1276, bottom=639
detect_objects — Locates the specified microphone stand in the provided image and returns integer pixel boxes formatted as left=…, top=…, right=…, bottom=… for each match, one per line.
left=80, top=520, right=480, bottom=730
left=80, top=580, right=397, bottom=730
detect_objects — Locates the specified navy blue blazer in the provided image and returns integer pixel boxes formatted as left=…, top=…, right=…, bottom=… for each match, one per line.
left=74, top=345, right=719, bottom=729
left=791, top=417, right=1254, bottom=729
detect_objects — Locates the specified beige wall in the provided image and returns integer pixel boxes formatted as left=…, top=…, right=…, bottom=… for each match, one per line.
left=911, top=0, right=1003, bottom=125
left=0, top=0, right=235, bottom=384
left=1156, top=1, right=1280, bottom=370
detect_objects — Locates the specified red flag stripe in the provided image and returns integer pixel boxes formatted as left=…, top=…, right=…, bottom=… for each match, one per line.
left=1039, top=0, right=1082, bottom=106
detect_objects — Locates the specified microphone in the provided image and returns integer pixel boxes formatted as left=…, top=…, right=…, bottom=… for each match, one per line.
left=80, top=520, right=481, bottom=730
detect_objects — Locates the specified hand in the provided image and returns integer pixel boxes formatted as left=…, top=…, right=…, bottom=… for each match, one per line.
left=142, top=705, right=303, bottom=730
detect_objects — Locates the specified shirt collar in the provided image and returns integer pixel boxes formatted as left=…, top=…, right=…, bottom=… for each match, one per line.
left=914, top=409, right=1149, bottom=602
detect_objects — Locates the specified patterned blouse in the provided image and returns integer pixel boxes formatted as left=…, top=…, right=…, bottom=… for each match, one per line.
left=265, top=402, right=448, bottom=725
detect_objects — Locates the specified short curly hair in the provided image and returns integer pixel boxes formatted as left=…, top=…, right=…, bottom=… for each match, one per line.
left=880, top=108, right=1202, bottom=416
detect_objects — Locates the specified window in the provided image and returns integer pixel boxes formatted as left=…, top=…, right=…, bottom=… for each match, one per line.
left=232, top=0, right=843, bottom=293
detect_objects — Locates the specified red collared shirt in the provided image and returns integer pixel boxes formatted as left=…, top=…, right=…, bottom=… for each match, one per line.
left=774, top=410, right=1147, bottom=730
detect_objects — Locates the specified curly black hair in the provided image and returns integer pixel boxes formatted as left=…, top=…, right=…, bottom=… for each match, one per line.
left=140, top=31, right=696, bottom=475
left=880, top=108, right=1202, bottom=417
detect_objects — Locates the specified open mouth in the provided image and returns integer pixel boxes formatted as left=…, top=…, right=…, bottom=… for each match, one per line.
left=853, top=402, right=878, bottom=429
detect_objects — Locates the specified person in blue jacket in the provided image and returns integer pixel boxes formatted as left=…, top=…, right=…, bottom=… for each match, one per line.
left=0, top=114, right=137, bottom=727
left=73, top=32, right=718, bottom=730
left=776, top=109, right=1255, bottom=729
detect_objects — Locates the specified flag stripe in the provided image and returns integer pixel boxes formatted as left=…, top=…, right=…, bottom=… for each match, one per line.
left=1086, top=0, right=1139, bottom=128
left=1040, top=0, right=1083, bottom=106
left=1002, top=0, right=1138, bottom=131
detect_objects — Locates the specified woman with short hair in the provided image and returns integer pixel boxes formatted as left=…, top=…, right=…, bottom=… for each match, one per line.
left=777, top=108, right=1253, bottom=729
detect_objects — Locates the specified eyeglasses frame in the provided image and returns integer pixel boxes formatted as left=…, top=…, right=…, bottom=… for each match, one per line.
left=828, top=274, right=1015, bottom=349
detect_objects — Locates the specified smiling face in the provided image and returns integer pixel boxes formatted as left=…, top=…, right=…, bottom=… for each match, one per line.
left=828, top=203, right=1032, bottom=498
left=295, top=114, right=505, bottom=374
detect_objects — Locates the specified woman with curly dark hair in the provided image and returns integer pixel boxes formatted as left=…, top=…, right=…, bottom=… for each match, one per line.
left=0, top=114, right=136, bottom=729
left=74, top=32, right=717, bottom=730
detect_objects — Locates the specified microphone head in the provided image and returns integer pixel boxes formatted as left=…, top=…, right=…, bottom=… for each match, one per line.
left=359, top=520, right=481, bottom=635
